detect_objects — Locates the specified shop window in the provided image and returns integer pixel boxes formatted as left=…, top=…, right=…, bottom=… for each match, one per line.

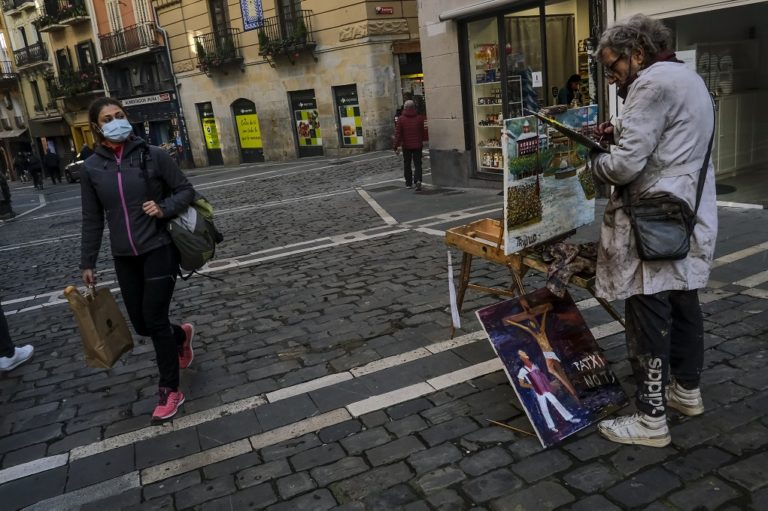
left=333, top=85, right=363, bottom=148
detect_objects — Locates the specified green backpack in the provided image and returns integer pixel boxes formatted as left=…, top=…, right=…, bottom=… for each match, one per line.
left=167, top=196, right=223, bottom=273
left=140, top=145, right=223, bottom=276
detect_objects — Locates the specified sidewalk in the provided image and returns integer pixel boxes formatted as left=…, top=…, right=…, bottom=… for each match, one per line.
left=0, top=153, right=766, bottom=509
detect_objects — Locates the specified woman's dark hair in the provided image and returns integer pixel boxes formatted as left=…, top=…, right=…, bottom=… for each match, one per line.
left=88, top=97, right=126, bottom=140
left=566, top=74, right=581, bottom=86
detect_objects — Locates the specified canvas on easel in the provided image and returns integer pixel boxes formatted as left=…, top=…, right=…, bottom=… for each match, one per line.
left=476, top=287, right=627, bottom=448
left=502, top=105, right=599, bottom=254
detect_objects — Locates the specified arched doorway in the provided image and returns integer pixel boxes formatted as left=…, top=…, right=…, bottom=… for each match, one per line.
left=231, top=98, right=264, bottom=163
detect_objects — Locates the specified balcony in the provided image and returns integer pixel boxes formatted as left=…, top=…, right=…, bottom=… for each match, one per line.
left=14, top=42, right=49, bottom=69
left=48, top=68, right=103, bottom=99
left=37, top=0, right=89, bottom=33
left=2, top=0, right=37, bottom=15
left=0, top=62, right=18, bottom=87
left=194, top=28, right=244, bottom=75
left=257, top=10, right=317, bottom=65
left=100, top=23, right=163, bottom=61
left=110, top=78, right=174, bottom=99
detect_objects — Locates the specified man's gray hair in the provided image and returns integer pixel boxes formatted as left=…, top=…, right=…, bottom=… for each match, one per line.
left=404, top=99, right=415, bottom=109
left=595, top=14, right=673, bottom=65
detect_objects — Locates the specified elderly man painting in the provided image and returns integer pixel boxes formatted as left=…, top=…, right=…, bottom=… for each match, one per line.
left=589, top=14, right=717, bottom=447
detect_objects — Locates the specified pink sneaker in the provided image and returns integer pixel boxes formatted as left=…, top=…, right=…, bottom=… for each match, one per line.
left=178, top=323, right=194, bottom=369
left=152, top=387, right=185, bottom=420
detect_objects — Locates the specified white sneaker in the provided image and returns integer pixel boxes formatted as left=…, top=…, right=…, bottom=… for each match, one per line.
left=598, top=413, right=671, bottom=447
left=0, top=345, right=34, bottom=372
left=666, top=380, right=704, bottom=416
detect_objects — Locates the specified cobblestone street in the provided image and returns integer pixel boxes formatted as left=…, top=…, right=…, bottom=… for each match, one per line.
left=1, top=151, right=767, bottom=510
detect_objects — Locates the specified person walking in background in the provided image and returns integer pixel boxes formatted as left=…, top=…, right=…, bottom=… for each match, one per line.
left=13, top=152, right=27, bottom=183
left=0, top=170, right=15, bottom=220
left=557, top=74, right=582, bottom=106
left=0, top=302, right=34, bottom=372
left=589, top=14, right=717, bottom=447
left=393, top=99, right=426, bottom=191
left=80, top=97, right=196, bottom=421
left=44, top=147, right=61, bottom=185
left=28, top=152, right=43, bottom=190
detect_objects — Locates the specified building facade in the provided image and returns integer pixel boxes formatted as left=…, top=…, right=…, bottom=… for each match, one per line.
left=155, top=0, right=420, bottom=167
left=0, top=8, right=28, bottom=178
left=419, top=0, right=602, bottom=187
left=88, top=0, right=186, bottom=163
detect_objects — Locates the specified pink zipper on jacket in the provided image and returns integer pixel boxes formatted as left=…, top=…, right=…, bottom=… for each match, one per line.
left=114, top=150, right=138, bottom=256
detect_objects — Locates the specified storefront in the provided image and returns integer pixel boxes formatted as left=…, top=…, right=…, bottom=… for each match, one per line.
left=611, top=1, right=768, bottom=187
left=421, top=0, right=602, bottom=186
left=123, top=93, right=186, bottom=163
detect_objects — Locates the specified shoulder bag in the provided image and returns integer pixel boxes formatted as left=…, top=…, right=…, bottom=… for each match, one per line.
left=622, top=111, right=715, bottom=262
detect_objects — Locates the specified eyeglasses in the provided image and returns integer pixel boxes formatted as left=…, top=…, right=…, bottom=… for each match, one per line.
left=604, top=54, right=624, bottom=78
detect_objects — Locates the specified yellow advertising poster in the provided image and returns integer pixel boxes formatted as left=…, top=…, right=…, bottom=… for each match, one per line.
left=236, top=113, right=263, bottom=149
left=202, top=118, right=220, bottom=150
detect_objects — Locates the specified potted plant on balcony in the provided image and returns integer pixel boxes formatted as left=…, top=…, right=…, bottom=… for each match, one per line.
left=292, top=19, right=308, bottom=46
left=258, top=30, right=271, bottom=56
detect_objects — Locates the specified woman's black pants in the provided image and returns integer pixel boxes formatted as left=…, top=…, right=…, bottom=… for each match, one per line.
left=114, top=244, right=185, bottom=390
left=625, top=289, right=704, bottom=417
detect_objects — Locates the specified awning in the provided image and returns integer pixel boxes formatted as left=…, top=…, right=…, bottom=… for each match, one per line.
left=0, top=128, right=27, bottom=139
left=439, top=0, right=526, bottom=21
left=29, top=118, right=71, bottom=138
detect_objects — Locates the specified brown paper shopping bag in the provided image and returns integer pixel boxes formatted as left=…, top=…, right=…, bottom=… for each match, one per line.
left=64, top=285, right=134, bottom=368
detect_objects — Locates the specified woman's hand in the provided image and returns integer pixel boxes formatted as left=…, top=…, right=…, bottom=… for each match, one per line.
left=82, top=269, right=96, bottom=287
left=142, top=201, right=165, bottom=218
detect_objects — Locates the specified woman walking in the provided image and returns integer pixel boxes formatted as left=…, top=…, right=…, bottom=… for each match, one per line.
left=80, top=97, right=196, bottom=421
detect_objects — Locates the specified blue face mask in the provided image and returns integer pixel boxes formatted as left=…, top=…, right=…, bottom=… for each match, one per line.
left=100, top=118, right=133, bottom=142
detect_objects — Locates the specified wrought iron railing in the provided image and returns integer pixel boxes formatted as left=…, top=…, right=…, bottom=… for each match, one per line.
left=37, top=0, right=88, bottom=30
left=110, top=79, right=174, bottom=99
left=257, top=10, right=316, bottom=56
left=3, top=0, right=35, bottom=12
left=48, top=67, right=103, bottom=98
left=100, top=23, right=162, bottom=60
left=0, top=60, right=17, bottom=84
left=194, top=27, right=243, bottom=72
left=14, top=42, right=48, bottom=68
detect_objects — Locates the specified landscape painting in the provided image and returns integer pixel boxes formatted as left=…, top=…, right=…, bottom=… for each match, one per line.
left=502, top=105, right=598, bottom=254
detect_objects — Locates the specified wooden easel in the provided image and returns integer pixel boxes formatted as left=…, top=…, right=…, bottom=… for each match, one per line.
left=444, top=218, right=624, bottom=337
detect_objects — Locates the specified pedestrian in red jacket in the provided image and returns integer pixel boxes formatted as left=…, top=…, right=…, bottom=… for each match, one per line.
left=393, top=100, right=426, bottom=191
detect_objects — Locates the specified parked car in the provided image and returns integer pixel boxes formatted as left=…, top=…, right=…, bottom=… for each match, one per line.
left=64, top=156, right=84, bottom=183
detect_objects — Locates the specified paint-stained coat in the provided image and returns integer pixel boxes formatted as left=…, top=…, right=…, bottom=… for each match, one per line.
left=590, top=62, right=718, bottom=302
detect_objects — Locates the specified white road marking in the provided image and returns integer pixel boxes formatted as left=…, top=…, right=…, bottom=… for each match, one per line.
left=23, top=472, right=140, bottom=511
left=266, top=373, right=354, bottom=402
left=716, top=200, right=763, bottom=209
left=427, top=359, right=503, bottom=390
left=0, top=233, right=81, bottom=252
left=346, top=383, right=435, bottom=417
left=712, top=241, right=768, bottom=268
left=734, top=270, right=768, bottom=288
left=742, top=288, right=768, bottom=299
left=141, top=439, right=252, bottom=485
left=249, top=408, right=352, bottom=450
left=350, top=348, right=433, bottom=377
left=590, top=320, right=624, bottom=339
left=0, top=454, right=68, bottom=485
left=356, top=188, right=398, bottom=226
left=11, top=193, right=46, bottom=220
left=414, top=227, right=445, bottom=237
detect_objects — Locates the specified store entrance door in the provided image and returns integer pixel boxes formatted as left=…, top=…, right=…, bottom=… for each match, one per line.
left=289, top=89, right=323, bottom=157
left=196, top=102, right=223, bottom=166
left=232, top=98, right=264, bottom=163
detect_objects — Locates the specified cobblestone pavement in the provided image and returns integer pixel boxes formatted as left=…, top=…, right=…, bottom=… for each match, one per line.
left=1, top=151, right=767, bottom=510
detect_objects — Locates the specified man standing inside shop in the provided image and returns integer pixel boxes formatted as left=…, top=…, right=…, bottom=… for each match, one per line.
left=393, top=100, right=426, bottom=191
left=589, top=14, right=717, bottom=447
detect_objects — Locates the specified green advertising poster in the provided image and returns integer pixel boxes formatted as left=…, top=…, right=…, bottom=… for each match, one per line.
left=236, top=113, right=263, bottom=149
left=202, top=118, right=220, bottom=150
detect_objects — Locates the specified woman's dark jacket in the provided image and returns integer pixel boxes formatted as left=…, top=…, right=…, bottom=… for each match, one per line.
left=80, top=137, right=194, bottom=269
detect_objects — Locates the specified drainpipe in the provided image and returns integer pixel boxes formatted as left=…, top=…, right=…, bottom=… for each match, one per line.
left=154, top=7, right=194, bottom=168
